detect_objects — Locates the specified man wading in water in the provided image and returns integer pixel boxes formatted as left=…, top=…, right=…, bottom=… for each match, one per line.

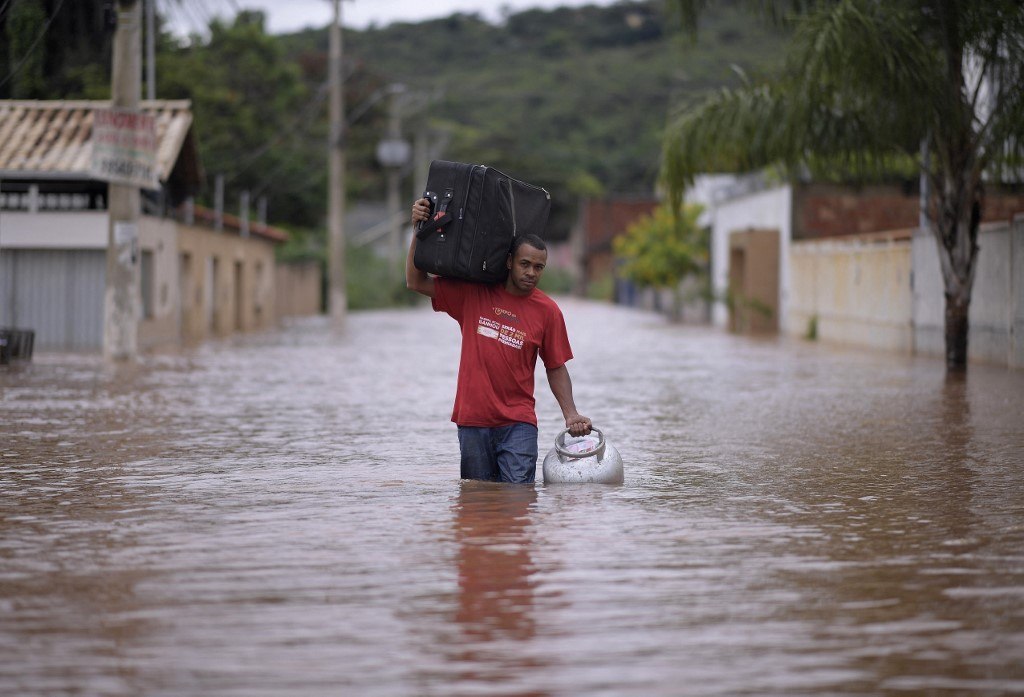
left=407, top=197, right=592, bottom=484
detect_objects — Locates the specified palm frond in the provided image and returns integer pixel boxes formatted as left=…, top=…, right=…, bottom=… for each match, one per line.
left=663, top=0, right=947, bottom=204
left=663, top=83, right=790, bottom=206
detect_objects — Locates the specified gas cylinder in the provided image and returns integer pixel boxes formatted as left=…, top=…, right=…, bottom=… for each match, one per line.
left=542, top=427, right=623, bottom=484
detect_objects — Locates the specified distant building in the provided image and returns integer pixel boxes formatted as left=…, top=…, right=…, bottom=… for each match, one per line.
left=691, top=173, right=1024, bottom=367
left=0, top=100, right=319, bottom=352
left=571, top=194, right=658, bottom=301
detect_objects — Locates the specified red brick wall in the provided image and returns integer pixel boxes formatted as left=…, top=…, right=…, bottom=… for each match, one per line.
left=579, top=195, right=659, bottom=286
left=794, top=183, right=1024, bottom=240
left=981, top=192, right=1024, bottom=224
left=795, top=184, right=918, bottom=240
left=582, top=197, right=659, bottom=251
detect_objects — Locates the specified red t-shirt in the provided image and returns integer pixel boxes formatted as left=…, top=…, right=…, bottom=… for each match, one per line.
left=433, top=278, right=573, bottom=427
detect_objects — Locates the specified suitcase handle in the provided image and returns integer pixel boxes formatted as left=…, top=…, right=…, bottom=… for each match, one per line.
left=415, top=189, right=454, bottom=240
left=415, top=190, right=438, bottom=234
left=416, top=212, right=453, bottom=240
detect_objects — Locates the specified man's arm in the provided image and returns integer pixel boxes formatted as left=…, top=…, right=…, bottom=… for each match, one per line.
left=546, top=364, right=592, bottom=437
left=406, top=198, right=435, bottom=298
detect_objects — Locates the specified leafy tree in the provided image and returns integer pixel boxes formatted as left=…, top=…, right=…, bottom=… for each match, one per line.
left=663, top=0, right=1024, bottom=370
left=3, top=0, right=48, bottom=97
left=613, top=202, right=707, bottom=319
left=158, top=11, right=318, bottom=226
left=0, top=0, right=114, bottom=99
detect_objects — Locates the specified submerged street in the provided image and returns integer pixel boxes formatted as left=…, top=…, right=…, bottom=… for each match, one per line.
left=2, top=299, right=1023, bottom=696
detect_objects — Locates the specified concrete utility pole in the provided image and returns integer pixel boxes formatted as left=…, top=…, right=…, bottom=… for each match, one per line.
left=327, top=0, right=347, bottom=327
left=376, top=84, right=411, bottom=279
left=145, top=0, right=156, bottom=101
left=103, top=0, right=142, bottom=361
left=240, top=190, right=250, bottom=238
left=386, top=91, right=402, bottom=275
left=257, top=196, right=267, bottom=226
left=214, top=174, right=224, bottom=231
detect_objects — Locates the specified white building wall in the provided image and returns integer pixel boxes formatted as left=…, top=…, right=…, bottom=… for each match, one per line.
left=912, top=220, right=1023, bottom=367
left=0, top=211, right=182, bottom=351
left=0, top=211, right=108, bottom=248
left=708, top=184, right=792, bottom=329
left=788, top=234, right=913, bottom=352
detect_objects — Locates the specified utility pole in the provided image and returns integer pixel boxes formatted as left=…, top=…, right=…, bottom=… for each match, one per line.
left=257, top=196, right=267, bottom=227
left=145, top=0, right=155, bottom=101
left=387, top=91, right=402, bottom=275
left=214, top=174, right=224, bottom=231
left=376, top=84, right=410, bottom=280
left=103, top=0, right=142, bottom=361
left=327, top=0, right=347, bottom=327
left=240, top=190, right=250, bottom=238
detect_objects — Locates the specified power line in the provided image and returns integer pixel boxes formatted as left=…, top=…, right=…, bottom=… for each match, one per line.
left=224, top=80, right=330, bottom=184
left=231, top=68, right=379, bottom=196
left=0, top=0, right=68, bottom=92
left=180, top=0, right=210, bottom=34
left=162, top=0, right=202, bottom=37
left=0, top=0, right=15, bottom=21
left=187, top=0, right=216, bottom=26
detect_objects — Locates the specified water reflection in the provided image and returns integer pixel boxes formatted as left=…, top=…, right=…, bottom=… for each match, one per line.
left=939, top=371, right=973, bottom=466
left=453, top=482, right=539, bottom=642
left=440, top=482, right=552, bottom=697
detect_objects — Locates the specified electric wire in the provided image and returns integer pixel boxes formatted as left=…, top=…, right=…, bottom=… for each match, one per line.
left=224, top=80, right=329, bottom=184
left=231, top=65, right=371, bottom=198
left=164, top=0, right=202, bottom=37
left=0, top=0, right=68, bottom=92
left=175, top=0, right=209, bottom=35
left=186, top=0, right=217, bottom=29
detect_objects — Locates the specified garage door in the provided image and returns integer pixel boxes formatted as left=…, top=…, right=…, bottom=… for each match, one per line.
left=0, top=249, right=105, bottom=351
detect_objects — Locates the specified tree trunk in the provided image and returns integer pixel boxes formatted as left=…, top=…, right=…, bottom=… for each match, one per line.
left=944, top=291, right=970, bottom=370
left=933, top=209, right=977, bottom=370
left=931, top=162, right=981, bottom=372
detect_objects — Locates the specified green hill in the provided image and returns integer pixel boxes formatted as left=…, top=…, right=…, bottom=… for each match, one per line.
left=279, top=0, right=788, bottom=237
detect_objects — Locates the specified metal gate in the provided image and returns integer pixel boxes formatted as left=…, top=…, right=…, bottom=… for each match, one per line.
left=0, top=249, right=105, bottom=351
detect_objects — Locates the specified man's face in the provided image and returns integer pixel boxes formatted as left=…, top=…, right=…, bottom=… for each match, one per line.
left=506, top=244, right=547, bottom=295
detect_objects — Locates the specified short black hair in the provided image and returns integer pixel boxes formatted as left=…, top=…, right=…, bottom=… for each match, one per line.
left=510, top=233, right=547, bottom=257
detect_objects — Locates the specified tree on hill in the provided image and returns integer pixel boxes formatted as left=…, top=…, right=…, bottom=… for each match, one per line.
left=158, top=11, right=321, bottom=227
left=0, top=0, right=113, bottom=99
left=663, top=0, right=1024, bottom=370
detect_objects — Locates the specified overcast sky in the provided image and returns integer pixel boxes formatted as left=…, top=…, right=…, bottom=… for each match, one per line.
left=164, top=0, right=625, bottom=36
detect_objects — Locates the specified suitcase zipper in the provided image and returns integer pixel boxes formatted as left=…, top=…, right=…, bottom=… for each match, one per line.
left=463, top=165, right=485, bottom=278
left=508, top=179, right=517, bottom=237
left=461, top=165, right=481, bottom=221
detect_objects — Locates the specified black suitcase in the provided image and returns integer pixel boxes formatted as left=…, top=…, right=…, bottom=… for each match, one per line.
left=414, top=160, right=551, bottom=284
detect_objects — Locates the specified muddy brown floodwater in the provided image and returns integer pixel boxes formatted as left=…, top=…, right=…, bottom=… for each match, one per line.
left=2, top=299, right=1023, bottom=696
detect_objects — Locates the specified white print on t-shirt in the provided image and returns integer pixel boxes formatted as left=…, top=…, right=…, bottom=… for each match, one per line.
left=477, top=317, right=501, bottom=339
left=477, top=315, right=525, bottom=350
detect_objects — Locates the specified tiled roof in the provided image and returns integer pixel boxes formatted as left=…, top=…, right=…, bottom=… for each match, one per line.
left=0, top=100, right=195, bottom=182
left=190, top=204, right=290, bottom=243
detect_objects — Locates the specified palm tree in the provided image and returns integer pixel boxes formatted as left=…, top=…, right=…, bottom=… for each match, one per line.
left=663, top=0, right=1024, bottom=370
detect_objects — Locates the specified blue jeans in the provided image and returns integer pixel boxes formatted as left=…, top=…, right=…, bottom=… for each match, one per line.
left=457, top=423, right=539, bottom=484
